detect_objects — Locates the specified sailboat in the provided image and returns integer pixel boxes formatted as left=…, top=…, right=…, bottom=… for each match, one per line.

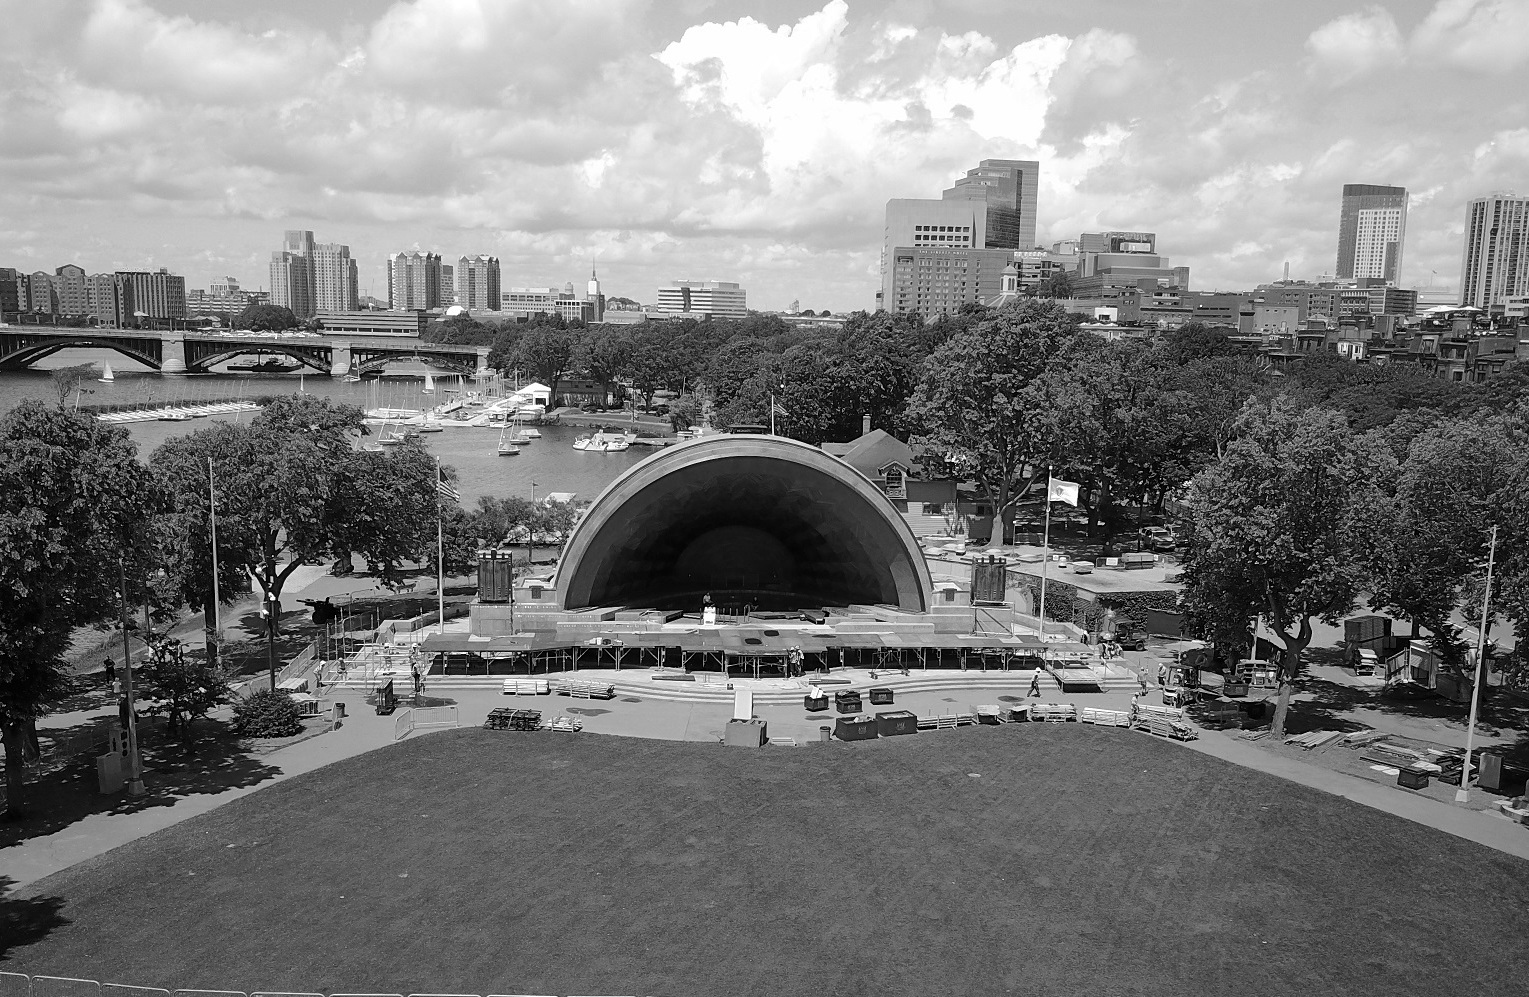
left=497, top=422, right=520, bottom=456
left=422, top=372, right=435, bottom=394
left=98, top=361, right=115, bottom=384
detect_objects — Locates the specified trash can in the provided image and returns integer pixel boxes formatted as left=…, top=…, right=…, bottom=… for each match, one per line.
left=820, top=725, right=831, bottom=743
left=1397, top=765, right=1430, bottom=790
left=96, top=752, right=124, bottom=794
left=333, top=701, right=346, bottom=720
left=1478, top=751, right=1504, bottom=792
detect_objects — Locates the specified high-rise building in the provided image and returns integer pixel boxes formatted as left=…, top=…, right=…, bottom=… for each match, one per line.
left=439, top=264, right=455, bottom=306
left=270, top=230, right=315, bottom=318
left=942, top=159, right=1040, bottom=251
left=311, top=242, right=359, bottom=313
left=456, top=255, right=501, bottom=311
left=269, top=230, right=354, bottom=317
left=1460, top=193, right=1529, bottom=310
left=388, top=251, right=443, bottom=310
left=587, top=266, right=604, bottom=322
left=1337, top=184, right=1408, bottom=284
left=53, top=264, right=89, bottom=316
left=119, top=268, right=186, bottom=320
left=656, top=280, right=747, bottom=319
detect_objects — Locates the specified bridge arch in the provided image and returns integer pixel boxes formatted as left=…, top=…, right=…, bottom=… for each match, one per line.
left=183, top=343, right=334, bottom=374
left=0, top=333, right=162, bottom=371
left=554, top=435, right=933, bottom=612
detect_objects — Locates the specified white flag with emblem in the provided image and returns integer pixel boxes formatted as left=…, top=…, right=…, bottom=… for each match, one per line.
left=1047, top=476, right=1079, bottom=506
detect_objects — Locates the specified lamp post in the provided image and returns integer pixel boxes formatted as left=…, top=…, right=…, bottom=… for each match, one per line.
left=265, top=590, right=279, bottom=693
left=528, top=480, right=539, bottom=564
left=116, top=557, right=145, bottom=796
left=1456, top=524, right=1498, bottom=804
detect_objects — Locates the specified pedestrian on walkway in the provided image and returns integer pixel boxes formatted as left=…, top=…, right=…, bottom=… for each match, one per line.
left=103, top=658, right=116, bottom=687
left=411, top=663, right=421, bottom=696
left=1028, top=670, right=1042, bottom=698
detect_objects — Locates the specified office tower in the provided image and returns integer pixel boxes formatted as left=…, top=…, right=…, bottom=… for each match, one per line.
left=270, top=229, right=316, bottom=318
left=456, top=255, right=501, bottom=311
left=587, top=266, right=604, bottom=322
left=53, top=264, right=89, bottom=316
left=1336, top=184, right=1408, bottom=283
left=388, top=251, right=443, bottom=309
left=1460, top=193, right=1529, bottom=310
left=656, top=280, right=747, bottom=319
left=118, top=268, right=187, bottom=319
left=943, top=159, right=1040, bottom=250
left=311, top=242, right=359, bottom=312
left=439, top=264, right=454, bottom=306
left=879, top=198, right=988, bottom=312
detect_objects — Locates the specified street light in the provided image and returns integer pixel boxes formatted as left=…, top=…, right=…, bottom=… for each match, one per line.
left=528, top=480, right=540, bottom=564
left=116, top=556, right=145, bottom=797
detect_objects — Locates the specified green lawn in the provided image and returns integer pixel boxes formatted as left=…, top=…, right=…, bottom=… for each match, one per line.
left=6, top=725, right=1527, bottom=996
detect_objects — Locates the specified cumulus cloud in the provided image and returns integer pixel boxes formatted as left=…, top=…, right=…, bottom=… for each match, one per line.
left=1304, top=7, right=1404, bottom=81
left=1413, top=0, right=1529, bottom=70
left=0, top=0, right=1525, bottom=308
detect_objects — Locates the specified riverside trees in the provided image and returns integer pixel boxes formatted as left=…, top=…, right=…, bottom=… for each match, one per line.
left=0, top=402, right=158, bottom=816
left=1177, top=399, right=1366, bottom=737
left=150, top=397, right=450, bottom=663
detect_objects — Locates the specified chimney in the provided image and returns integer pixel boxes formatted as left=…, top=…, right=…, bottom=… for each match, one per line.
left=862, top=413, right=871, bottom=436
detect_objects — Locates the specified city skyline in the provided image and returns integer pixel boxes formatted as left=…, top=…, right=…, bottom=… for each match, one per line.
left=1, top=1, right=1526, bottom=310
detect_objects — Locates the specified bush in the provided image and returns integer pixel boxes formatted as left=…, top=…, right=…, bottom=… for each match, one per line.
left=231, top=690, right=305, bottom=738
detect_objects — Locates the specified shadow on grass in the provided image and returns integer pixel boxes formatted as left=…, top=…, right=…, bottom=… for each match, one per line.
left=0, top=876, right=69, bottom=961
left=0, top=719, right=281, bottom=849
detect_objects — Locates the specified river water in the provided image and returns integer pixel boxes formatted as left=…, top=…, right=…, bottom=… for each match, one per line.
left=0, top=347, right=653, bottom=508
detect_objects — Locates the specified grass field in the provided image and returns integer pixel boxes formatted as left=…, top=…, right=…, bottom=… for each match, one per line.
left=5, top=724, right=1527, bottom=996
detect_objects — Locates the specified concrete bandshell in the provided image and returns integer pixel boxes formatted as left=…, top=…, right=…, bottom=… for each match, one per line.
left=554, top=435, right=934, bottom=612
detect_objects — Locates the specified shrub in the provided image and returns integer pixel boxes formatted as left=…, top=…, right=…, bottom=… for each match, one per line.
left=232, top=690, right=305, bottom=738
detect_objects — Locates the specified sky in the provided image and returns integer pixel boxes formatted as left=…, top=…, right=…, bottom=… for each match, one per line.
left=1, top=0, right=1526, bottom=312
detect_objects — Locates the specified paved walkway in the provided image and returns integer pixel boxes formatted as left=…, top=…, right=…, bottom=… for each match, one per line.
left=7, top=670, right=1528, bottom=893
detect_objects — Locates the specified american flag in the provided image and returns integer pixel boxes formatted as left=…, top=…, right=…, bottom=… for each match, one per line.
left=436, top=472, right=459, bottom=504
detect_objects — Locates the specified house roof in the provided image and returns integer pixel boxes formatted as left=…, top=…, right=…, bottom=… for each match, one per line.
left=822, top=429, right=915, bottom=481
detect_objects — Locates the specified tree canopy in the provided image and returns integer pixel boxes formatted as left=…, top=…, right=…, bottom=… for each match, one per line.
left=233, top=302, right=299, bottom=332
left=0, top=402, right=159, bottom=815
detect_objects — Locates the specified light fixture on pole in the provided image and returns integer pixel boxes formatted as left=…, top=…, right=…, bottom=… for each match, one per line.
left=1456, top=524, right=1498, bottom=804
left=116, top=556, right=145, bottom=797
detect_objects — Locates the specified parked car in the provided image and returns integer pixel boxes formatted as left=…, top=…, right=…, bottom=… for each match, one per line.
left=1138, top=526, right=1177, bottom=552
left=1114, top=629, right=1149, bottom=652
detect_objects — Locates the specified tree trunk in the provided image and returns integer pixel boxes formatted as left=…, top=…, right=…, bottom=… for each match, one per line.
left=2, top=720, right=28, bottom=818
left=1269, top=640, right=1307, bottom=738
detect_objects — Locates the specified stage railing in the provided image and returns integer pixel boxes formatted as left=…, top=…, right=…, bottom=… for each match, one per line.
left=393, top=706, right=460, bottom=741
left=0, top=974, right=568, bottom=997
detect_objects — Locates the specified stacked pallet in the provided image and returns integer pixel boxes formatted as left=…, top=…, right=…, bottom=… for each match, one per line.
left=1080, top=707, right=1132, bottom=727
left=501, top=678, right=550, bottom=696
left=1028, top=703, right=1078, bottom=723
left=545, top=715, right=584, bottom=732
left=553, top=679, right=616, bottom=700
left=916, top=713, right=977, bottom=730
left=1285, top=730, right=1346, bottom=750
left=485, top=707, right=542, bottom=731
left=1138, top=715, right=1199, bottom=741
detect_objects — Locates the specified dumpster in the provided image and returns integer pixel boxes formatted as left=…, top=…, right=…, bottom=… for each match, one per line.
left=876, top=710, right=918, bottom=736
left=869, top=687, right=895, bottom=705
left=834, top=716, right=878, bottom=741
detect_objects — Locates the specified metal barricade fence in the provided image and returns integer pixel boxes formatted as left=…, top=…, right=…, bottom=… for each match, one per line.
left=103, top=985, right=171, bottom=997
left=0, top=972, right=34, bottom=997
left=31, top=977, right=100, bottom=997
left=393, top=706, right=461, bottom=741
left=0, top=977, right=580, bottom=997
left=393, top=709, right=414, bottom=741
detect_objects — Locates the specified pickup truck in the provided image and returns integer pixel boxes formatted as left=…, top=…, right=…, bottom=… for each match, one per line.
left=1138, top=526, right=1177, bottom=552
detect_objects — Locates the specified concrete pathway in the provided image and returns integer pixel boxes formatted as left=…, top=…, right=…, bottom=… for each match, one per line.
left=8, top=671, right=1528, bottom=893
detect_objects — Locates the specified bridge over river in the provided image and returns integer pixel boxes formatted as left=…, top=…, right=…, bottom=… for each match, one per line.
left=0, top=327, right=491, bottom=378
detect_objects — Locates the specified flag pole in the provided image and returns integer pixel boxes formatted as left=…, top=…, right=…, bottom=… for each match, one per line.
left=770, top=392, right=776, bottom=435
left=207, top=457, right=220, bottom=663
left=436, top=457, right=446, bottom=637
left=1456, top=523, right=1498, bottom=803
left=1039, top=466, right=1052, bottom=636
